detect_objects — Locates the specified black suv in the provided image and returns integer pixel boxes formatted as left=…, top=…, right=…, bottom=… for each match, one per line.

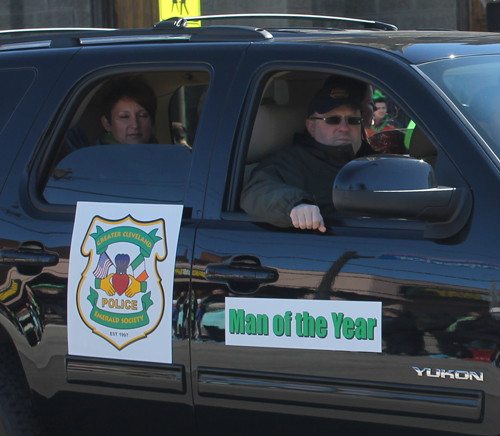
left=1, top=14, right=500, bottom=436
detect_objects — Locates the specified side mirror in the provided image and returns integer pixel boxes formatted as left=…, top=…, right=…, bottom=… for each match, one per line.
left=332, top=156, right=472, bottom=239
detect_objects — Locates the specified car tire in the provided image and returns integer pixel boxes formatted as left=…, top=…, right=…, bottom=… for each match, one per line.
left=0, top=344, right=44, bottom=436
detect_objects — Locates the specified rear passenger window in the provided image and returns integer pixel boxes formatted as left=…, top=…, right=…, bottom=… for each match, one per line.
left=43, top=71, right=210, bottom=205
left=0, top=69, right=36, bottom=136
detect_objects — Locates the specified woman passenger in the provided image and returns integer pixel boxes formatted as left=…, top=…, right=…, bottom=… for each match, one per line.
left=98, top=76, right=158, bottom=145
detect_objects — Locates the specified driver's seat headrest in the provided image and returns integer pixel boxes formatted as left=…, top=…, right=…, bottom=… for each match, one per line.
left=409, top=124, right=438, bottom=167
left=247, top=104, right=307, bottom=164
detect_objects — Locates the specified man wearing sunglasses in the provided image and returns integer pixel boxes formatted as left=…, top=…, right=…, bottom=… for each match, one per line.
left=323, top=75, right=377, bottom=129
left=241, top=83, right=373, bottom=232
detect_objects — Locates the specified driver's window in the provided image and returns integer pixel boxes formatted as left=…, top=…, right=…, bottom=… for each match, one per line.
left=238, top=70, right=438, bottom=226
left=242, top=72, right=437, bottom=189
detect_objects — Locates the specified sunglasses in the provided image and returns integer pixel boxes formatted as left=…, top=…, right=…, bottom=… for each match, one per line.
left=309, top=116, right=362, bottom=125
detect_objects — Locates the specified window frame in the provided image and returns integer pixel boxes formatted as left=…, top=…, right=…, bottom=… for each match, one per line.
left=26, top=65, right=213, bottom=216
left=221, top=61, right=469, bottom=237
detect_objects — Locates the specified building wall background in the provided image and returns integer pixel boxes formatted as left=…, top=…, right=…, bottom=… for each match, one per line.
left=0, top=0, right=92, bottom=29
left=0, top=0, right=484, bottom=31
left=201, top=0, right=469, bottom=31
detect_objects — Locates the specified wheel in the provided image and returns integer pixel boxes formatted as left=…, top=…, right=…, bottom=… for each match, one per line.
left=0, top=344, right=44, bottom=436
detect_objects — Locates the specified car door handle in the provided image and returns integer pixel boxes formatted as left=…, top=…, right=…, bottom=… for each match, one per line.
left=205, top=264, right=278, bottom=282
left=0, top=242, right=59, bottom=268
left=205, top=256, right=278, bottom=294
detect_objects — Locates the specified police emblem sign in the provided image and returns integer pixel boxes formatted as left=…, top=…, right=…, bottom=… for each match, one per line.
left=68, top=202, right=182, bottom=364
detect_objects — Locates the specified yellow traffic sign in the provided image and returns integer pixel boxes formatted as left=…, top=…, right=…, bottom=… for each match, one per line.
left=158, top=0, right=201, bottom=27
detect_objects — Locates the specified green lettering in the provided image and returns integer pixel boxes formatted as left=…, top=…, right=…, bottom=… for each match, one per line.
left=257, top=314, right=269, bottom=335
left=355, top=317, right=367, bottom=339
left=273, top=315, right=284, bottom=336
left=284, top=311, right=292, bottom=337
left=245, top=313, right=256, bottom=335
left=295, top=313, right=304, bottom=337
left=343, top=317, right=355, bottom=339
left=229, top=309, right=245, bottom=334
left=316, top=316, right=327, bottom=338
left=303, top=311, right=315, bottom=337
left=331, top=313, right=344, bottom=339
left=367, top=318, right=377, bottom=340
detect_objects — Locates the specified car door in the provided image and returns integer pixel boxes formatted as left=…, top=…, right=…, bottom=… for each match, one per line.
left=0, top=48, right=77, bottom=191
left=0, top=41, right=248, bottom=433
left=191, top=42, right=500, bottom=436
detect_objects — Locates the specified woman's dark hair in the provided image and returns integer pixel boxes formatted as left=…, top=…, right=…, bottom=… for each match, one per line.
left=100, top=75, right=157, bottom=124
left=374, top=97, right=387, bottom=104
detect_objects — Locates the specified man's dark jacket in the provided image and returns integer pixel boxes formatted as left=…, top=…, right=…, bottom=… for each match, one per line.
left=240, top=132, right=376, bottom=228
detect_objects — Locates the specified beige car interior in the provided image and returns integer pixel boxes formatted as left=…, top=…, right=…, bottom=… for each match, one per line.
left=244, top=72, right=325, bottom=185
left=247, top=72, right=324, bottom=163
left=409, top=124, right=438, bottom=167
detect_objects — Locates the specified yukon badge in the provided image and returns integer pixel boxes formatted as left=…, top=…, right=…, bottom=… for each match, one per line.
left=413, top=367, right=483, bottom=382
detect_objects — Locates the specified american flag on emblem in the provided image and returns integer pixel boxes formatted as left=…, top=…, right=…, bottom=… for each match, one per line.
left=93, top=252, right=113, bottom=279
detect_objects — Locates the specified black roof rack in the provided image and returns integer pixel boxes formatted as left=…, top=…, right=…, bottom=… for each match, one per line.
left=190, top=26, right=272, bottom=42
left=0, top=13, right=397, bottom=51
left=154, top=13, right=398, bottom=31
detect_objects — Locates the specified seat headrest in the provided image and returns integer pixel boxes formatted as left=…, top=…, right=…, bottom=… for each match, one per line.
left=247, top=104, right=307, bottom=164
left=409, top=124, right=438, bottom=166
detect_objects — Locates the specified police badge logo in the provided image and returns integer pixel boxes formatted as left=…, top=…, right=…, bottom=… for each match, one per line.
left=77, top=214, right=167, bottom=350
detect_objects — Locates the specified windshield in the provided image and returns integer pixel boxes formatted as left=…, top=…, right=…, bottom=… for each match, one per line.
left=418, top=55, right=500, bottom=157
